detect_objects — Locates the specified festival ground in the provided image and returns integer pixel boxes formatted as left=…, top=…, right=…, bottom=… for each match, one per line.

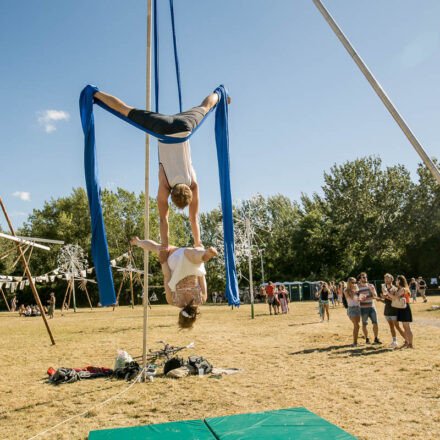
left=1, top=298, right=439, bottom=440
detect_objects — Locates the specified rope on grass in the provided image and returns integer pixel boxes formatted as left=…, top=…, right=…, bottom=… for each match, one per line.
left=27, top=368, right=146, bottom=440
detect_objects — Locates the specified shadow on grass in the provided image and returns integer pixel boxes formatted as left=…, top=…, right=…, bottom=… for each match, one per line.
left=288, top=322, right=318, bottom=327
left=289, top=344, right=353, bottom=355
left=335, top=347, right=393, bottom=357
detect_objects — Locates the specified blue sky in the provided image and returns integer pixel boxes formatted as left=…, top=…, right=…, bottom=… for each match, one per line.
left=1, top=0, right=440, bottom=230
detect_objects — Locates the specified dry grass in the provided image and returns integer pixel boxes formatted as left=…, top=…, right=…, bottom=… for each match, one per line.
left=1, top=296, right=440, bottom=440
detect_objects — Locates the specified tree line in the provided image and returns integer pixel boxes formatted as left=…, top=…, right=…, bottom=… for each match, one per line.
left=1, top=156, right=438, bottom=308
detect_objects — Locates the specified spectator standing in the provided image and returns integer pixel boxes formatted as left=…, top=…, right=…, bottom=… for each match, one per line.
left=378, top=274, right=406, bottom=348
left=318, top=282, right=331, bottom=322
left=265, top=281, right=276, bottom=315
left=417, top=277, right=428, bottom=303
left=394, top=275, right=414, bottom=348
left=278, top=285, right=289, bottom=314
left=10, top=296, right=17, bottom=312
left=212, top=291, right=217, bottom=304
left=48, top=292, right=56, bottom=319
left=273, top=285, right=281, bottom=315
left=409, top=278, right=417, bottom=303
left=357, top=272, right=381, bottom=344
left=344, top=277, right=361, bottom=346
left=328, top=282, right=335, bottom=308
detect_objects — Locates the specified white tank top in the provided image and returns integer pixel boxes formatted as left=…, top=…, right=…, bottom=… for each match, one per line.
left=158, top=132, right=194, bottom=188
left=167, top=248, right=206, bottom=292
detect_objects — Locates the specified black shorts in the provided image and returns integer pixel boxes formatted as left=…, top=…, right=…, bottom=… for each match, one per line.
left=128, top=106, right=205, bottom=135
left=397, top=304, right=412, bottom=322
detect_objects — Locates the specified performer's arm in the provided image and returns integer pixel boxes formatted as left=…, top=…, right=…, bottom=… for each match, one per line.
left=93, top=91, right=133, bottom=117
left=161, top=262, right=174, bottom=305
left=198, top=276, right=207, bottom=303
left=189, top=182, right=202, bottom=247
left=157, top=181, right=171, bottom=249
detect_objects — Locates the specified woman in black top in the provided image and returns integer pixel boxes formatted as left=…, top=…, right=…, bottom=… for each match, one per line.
left=319, top=283, right=331, bottom=322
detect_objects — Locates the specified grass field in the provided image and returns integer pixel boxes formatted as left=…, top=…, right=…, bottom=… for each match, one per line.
left=1, top=296, right=440, bottom=440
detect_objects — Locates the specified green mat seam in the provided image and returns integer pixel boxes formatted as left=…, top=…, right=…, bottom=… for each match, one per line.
left=204, top=419, right=220, bottom=440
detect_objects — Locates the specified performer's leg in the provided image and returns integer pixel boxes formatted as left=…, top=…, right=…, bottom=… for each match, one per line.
left=184, top=247, right=217, bottom=264
left=199, top=92, right=231, bottom=114
left=199, top=93, right=220, bottom=114
left=94, top=91, right=134, bottom=117
left=130, top=237, right=162, bottom=255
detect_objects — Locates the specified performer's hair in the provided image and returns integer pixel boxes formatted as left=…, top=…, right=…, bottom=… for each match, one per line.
left=171, top=184, right=193, bottom=209
left=178, top=300, right=199, bottom=329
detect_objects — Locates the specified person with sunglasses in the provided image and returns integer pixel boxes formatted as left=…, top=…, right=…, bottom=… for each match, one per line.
left=344, top=277, right=361, bottom=346
left=357, top=272, right=381, bottom=344
left=377, top=274, right=406, bottom=347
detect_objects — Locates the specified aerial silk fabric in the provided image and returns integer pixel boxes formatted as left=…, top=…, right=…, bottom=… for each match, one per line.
left=79, top=84, right=116, bottom=306
left=79, top=84, right=240, bottom=307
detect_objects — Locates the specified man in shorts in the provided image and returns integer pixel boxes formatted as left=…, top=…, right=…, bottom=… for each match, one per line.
left=93, top=89, right=231, bottom=252
left=357, top=272, right=381, bottom=344
left=417, top=277, right=428, bottom=303
left=265, top=281, right=276, bottom=315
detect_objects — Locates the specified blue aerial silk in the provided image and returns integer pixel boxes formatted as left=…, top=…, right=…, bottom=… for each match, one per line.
left=79, top=0, right=239, bottom=307
left=79, top=85, right=116, bottom=306
left=79, top=84, right=240, bottom=307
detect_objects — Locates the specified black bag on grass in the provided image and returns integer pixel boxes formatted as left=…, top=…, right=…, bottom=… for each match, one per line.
left=163, top=356, right=185, bottom=375
left=187, top=356, right=213, bottom=375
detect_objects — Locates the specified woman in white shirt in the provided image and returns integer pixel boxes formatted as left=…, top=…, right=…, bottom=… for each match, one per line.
left=130, top=237, right=217, bottom=329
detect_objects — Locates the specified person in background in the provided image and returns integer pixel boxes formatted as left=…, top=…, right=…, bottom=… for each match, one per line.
left=328, top=281, right=335, bottom=308
left=357, top=272, right=381, bottom=344
left=318, top=282, right=331, bottom=322
left=212, top=291, right=217, bottom=304
left=273, top=285, right=281, bottom=315
left=265, top=281, right=276, bottom=315
left=417, top=276, right=428, bottom=303
left=337, top=282, right=344, bottom=306
left=48, top=292, right=56, bottom=319
left=377, top=274, right=406, bottom=348
left=10, top=295, right=17, bottom=312
left=316, top=281, right=324, bottom=320
left=18, top=304, right=25, bottom=316
left=393, top=275, right=414, bottom=348
left=409, top=278, right=417, bottom=303
left=344, top=277, right=360, bottom=346
left=278, top=284, right=289, bottom=314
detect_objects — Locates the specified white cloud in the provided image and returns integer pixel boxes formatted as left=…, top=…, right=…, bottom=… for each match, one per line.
left=12, top=191, right=31, bottom=201
left=37, top=109, right=70, bottom=133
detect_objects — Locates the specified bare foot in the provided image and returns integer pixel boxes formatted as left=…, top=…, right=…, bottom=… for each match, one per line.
left=202, top=247, right=218, bottom=262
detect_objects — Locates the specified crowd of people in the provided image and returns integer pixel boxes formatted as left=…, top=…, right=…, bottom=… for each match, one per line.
left=15, top=292, right=56, bottom=319
left=316, top=272, right=417, bottom=349
left=260, top=281, right=290, bottom=315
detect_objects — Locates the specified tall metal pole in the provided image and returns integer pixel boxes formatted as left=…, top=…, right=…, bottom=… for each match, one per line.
left=259, top=249, right=265, bottom=285
left=312, top=0, right=440, bottom=185
left=142, top=0, right=152, bottom=381
left=246, top=218, right=255, bottom=319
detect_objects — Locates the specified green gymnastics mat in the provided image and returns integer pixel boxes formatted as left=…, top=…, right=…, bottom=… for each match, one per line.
left=204, top=407, right=357, bottom=440
left=89, top=407, right=357, bottom=439
left=88, top=419, right=215, bottom=440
